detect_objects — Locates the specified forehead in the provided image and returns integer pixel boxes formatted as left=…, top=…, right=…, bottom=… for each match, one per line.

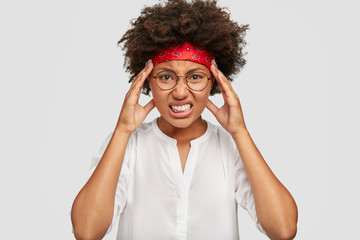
left=153, top=60, right=210, bottom=73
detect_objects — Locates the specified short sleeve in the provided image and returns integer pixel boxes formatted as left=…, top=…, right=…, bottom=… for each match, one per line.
left=89, top=131, right=134, bottom=235
left=234, top=154, right=266, bottom=234
left=216, top=126, right=266, bottom=234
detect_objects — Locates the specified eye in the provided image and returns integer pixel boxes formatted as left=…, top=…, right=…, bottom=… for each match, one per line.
left=191, top=74, right=201, bottom=79
left=157, top=71, right=176, bottom=82
left=161, top=75, right=171, bottom=80
left=188, top=72, right=206, bottom=82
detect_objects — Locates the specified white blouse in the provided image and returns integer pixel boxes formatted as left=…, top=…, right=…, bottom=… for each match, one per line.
left=90, top=118, right=266, bottom=240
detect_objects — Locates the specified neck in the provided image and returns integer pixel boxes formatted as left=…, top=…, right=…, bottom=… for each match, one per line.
left=157, top=116, right=207, bottom=143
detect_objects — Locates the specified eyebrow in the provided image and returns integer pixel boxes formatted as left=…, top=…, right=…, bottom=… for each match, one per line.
left=157, top=67, right=207, bottom=74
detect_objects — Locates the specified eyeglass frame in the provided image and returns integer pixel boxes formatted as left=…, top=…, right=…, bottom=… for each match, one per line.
left=150, top=70, right=214, bottom=92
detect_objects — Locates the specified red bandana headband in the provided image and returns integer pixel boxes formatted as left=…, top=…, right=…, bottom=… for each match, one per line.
left=152, top=42, right=214, bottom=70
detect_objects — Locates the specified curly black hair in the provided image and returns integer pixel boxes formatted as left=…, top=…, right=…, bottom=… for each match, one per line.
left=118, top=0, right=249, bottom=96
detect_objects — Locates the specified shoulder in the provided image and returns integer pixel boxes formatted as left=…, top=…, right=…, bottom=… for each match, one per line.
left=207, top=121, right=235, bottom=145
left=131, top=120, right=155, bottom=139
left=127, top=119, right=160, bottom=146
left=206, top=121, right=238, bottom=155
left=205, top=121, right=240, bottom=169
left=136, top=121, right=153, bottom=132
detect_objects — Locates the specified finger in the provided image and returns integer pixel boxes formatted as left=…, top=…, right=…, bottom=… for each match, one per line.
left=211, top=60, right=236, bottom=91
left=211, top=64, right=233, bottom=94
left=206, top=99, right=219, bottom=116
left=125, top=63, right=153, bottom=105
left=211, top=60, right=231, bottom=85
left=211, top=64, right=239, bottom=105
left=126, top=73, right=147, bottom=104
left=131, top=60, right=152, bottom=86
left=133, top=61, right=153, bottom=90
left=143, top=99, right=155, bottom=115
left=129, top=61, right=153, bottom=95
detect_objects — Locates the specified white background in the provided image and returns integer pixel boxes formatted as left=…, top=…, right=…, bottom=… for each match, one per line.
left=1, top=0, right=359, bottom=239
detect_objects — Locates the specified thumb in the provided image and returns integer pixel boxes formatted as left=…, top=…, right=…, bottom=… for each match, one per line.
left=143, top=99, right=155, bottom=115
left=206, top=99, right=219, bottom=116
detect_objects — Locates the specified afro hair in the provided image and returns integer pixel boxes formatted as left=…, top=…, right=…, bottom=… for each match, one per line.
left=118, top=0, right=249, bottom=95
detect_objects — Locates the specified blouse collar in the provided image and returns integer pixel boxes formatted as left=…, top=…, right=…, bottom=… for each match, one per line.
left=151, top=117, right=214, bottom=145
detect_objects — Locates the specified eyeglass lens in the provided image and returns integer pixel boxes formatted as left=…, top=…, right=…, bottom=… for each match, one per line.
left=155, top=71, right=209, bottom=91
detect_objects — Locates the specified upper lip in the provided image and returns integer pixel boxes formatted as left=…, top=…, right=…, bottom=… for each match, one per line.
left=169, top=101, right=193, bottom=107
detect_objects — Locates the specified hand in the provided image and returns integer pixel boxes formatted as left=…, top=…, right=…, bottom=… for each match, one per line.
left=115, top=60, right=155, bottom=136
left=206, top=60, right=247, bottom=137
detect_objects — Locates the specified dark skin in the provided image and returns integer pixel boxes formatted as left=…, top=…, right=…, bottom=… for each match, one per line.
left=149, top=60, right=212, bottom=173
left=72, top=58, right=298, bottom=240
left=151, top=58, right=298, bottom=239
left=207, top=60, right=298, bottom=239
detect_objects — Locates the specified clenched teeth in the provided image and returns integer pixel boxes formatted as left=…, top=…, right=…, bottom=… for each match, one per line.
left=170, top=104, right=192, bottom=112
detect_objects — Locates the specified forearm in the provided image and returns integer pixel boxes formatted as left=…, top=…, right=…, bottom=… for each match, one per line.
left=233, top=129, right=298, bottom=240
left=71, top=129, right=130, bottom=240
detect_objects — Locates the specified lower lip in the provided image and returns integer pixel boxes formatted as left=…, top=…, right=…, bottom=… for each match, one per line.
left=169, top=106, right=193, bottom=118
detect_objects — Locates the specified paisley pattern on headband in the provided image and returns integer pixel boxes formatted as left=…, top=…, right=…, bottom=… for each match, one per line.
left=152, top=42, right=214, bottom=70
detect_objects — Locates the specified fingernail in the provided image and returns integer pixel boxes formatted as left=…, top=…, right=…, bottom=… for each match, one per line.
left=147, top=59, right=152, bottom=66
left=212, top=59, right=217, bottom=67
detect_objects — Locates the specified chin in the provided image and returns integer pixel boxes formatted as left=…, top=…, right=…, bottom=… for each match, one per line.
left=162, top=115, right=197, bottom=129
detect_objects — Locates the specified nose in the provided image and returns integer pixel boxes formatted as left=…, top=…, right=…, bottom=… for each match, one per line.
left=172, top=76, right=189, bottom=99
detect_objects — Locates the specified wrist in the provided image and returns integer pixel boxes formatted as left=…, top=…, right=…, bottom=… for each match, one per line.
left=230, top=126, right=249, bottom=140
left=114, top=124, right=133, bottom=138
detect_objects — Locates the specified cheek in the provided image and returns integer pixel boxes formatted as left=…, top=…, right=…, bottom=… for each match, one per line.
left=151, top=88, right=168, bottom=111
left=193, top=93, right=210, bottom=111
left=197, top=88, right=211, bottom=105
left=152, top=86, right=164, bottom=100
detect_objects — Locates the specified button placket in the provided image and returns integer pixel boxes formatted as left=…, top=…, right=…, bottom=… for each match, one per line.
left=168, top=143, right=189, bottom=237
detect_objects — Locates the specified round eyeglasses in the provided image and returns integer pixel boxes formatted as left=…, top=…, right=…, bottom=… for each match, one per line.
left=151, top=70, right=213, bottom=91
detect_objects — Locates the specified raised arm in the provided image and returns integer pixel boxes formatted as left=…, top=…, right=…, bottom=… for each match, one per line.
left=71, top=60, right=154, bottom=240
left=206, top=60, right=298, bottom=240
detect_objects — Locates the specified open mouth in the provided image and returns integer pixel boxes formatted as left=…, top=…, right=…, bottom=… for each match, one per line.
left=170, top=104, right=192, bottom=113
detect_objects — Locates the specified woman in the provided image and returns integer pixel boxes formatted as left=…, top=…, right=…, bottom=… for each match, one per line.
left=71, top=0, right=298, bottom=239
